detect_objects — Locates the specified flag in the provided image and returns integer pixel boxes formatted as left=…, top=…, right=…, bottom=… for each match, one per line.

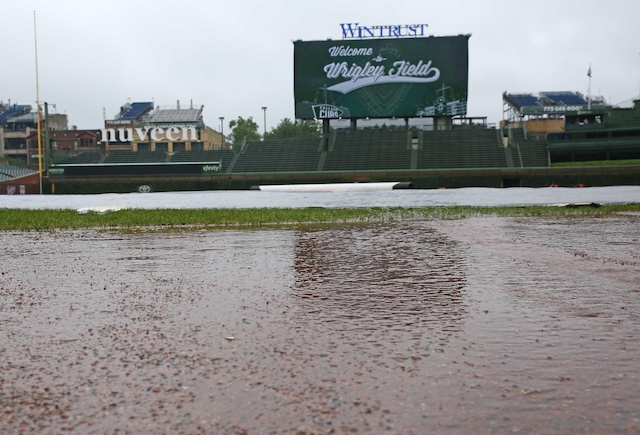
left=587, top=65, right=592, bottom=77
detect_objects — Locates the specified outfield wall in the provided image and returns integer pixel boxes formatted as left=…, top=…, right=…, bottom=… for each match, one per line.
left=43, top=166, right=640, bottom=194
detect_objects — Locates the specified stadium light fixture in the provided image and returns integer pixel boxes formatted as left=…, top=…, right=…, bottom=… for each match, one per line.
left=34, top=11, right=43, bottom=194
left=262, top=106, right=267, bottom=138
left=219, top=117, right=224, bottom=146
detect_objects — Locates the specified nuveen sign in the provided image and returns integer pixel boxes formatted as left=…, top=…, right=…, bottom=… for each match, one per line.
left=101, top=126, right=198, bottom=143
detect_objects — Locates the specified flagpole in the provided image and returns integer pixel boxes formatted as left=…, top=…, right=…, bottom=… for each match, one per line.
left=587, top=63, right=592, bottom=110
left=34, top=10, right=43, bottom=194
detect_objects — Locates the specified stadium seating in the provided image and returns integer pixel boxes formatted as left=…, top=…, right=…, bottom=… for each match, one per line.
left=417, top=129, right=507, bottom=169
left=103, top=150, right=168, bottom=164
left=504, top=94, right=540, bottom=109
left=58, top=152, right=103, bottom=164
left=94, top=128, right=512, bottom=174
left=148, top=108, right=202, bottom=123
left=540, top=92, right=587, bottom=106
left=504, top=92, right=588, bottom=109
left=0, top=164, right=37, bottom=181
left=170, top=150, right=235, bottom=171
left=40, top=126, right=560, bottom=181
left=120, top=102, right=153, bottom=119
left=0, top=105, right=31, bottom=123
left=509, top=128, right=549, bottom=167
left=323, top=130, right=410, bottom=171
left=231, top=138, right=323, bottom=172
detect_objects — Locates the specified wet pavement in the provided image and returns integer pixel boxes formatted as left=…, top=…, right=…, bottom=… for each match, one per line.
left=1, top=216, right=639, bottom=433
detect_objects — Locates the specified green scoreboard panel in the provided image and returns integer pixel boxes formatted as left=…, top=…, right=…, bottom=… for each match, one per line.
left=294, top=35, right=469, bottom=119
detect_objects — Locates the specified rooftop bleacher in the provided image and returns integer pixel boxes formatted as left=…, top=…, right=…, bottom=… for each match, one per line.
left=4, top=112, right=37, bottom=124
left=0, top=105, right=31, bottom=123
left=504, top=91, right=589, bottom=112
left=148, top=107, right=203, bottom=123
left=540, top=92, right=587, bottom=106
left=504, top=94, right=540, bottom=109
left=120, top=102, right=153, bottom=119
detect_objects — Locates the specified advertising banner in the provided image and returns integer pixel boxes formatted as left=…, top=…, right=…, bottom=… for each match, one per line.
left=294, top=35, right=469, bottom=119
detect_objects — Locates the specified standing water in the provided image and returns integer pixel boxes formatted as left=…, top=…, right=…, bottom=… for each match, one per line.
left=0, top=187, right=639, bottom=433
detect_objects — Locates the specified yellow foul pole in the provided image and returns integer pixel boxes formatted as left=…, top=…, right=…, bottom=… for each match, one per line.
left=34, top=10, right=43, bottom=194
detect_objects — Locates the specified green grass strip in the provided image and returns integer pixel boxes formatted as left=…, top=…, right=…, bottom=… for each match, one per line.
left=551, top=159, right=640, bottom=167
left=0, top=204, right=638, bottom=232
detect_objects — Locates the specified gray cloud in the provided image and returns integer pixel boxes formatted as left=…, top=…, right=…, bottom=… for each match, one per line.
left=3, top=0, right=639, bottom=130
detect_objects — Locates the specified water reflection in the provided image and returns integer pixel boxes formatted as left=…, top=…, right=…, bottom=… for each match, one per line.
left=293, top=222, right=468, bottom=342
left=2, top=218, right=640, bottom=434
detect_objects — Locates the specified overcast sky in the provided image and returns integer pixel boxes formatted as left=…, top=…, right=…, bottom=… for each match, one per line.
left=2, top=0, right=639, bottom=131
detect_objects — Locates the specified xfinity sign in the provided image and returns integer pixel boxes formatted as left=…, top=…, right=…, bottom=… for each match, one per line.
left=340, top=23, right=429, bottom=39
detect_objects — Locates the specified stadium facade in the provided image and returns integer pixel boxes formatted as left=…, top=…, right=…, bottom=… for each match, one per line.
left=2, top=33, right=640, bottom=195
left=101, top=101, right=226, bottom=154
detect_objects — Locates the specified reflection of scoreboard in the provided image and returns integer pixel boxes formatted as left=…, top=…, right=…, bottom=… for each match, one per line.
left=293, top=35, right=469, bottom=120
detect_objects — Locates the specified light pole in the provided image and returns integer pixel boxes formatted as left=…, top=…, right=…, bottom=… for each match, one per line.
left=219, top=116, right=224, bottom=147
left=261, top=106, right=267, bottom=138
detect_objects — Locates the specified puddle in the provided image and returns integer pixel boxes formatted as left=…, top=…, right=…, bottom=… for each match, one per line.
left=1, top=217, right=639, bottom=433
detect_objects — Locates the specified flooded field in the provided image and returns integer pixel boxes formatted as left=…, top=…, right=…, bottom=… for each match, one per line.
left=1, top=215, right=639, bottom=433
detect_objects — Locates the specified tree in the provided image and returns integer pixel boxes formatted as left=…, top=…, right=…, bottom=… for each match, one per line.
left=228, top=116, right=261, bottom=148
left=264, top=118, right=322, bottom=140
left=0, top=155, right=28, bottom=167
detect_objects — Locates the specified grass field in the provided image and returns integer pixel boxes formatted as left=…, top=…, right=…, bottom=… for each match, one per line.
left=551, top=159, right=640, bottom=167
left=1, top=204, right=639, bottom=231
